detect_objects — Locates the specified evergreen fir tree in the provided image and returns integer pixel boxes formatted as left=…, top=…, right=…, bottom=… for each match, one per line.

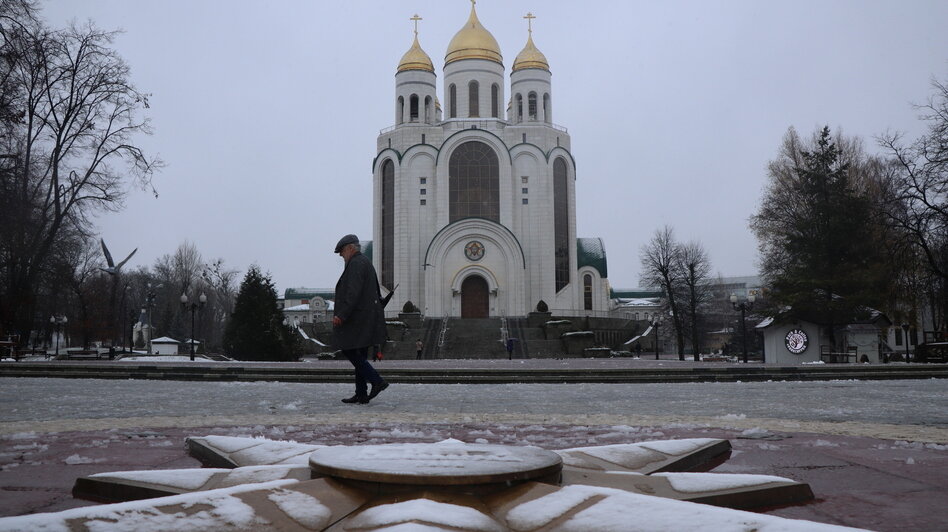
left=753, top=127, right=892, bottom=348
left=223, top=265, right=297, bottom=361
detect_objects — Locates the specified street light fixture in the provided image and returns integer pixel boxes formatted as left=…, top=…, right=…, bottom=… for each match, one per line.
left=181, top=292, right=207, bottom=362
left=901, top=323, right=911, bottom=363
left=145, top=284, right=157, bottom=354
left=653, top=318, right=663, bottom=360
left=49, top=315, right=67, bottom=358
left=730, top=292, right=756, bottom=364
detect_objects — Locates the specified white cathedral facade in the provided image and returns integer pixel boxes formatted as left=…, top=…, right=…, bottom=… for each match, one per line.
left=371, top=5, right=610, bottom=319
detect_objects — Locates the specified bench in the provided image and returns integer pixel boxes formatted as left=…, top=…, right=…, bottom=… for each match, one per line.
left=820, top=345, right=857, bottom=363
left=62, top=349, right=103, bottom=360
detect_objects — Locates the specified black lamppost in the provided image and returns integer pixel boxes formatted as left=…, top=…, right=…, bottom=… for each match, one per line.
left=49, top=315, right=67, bottom=358
left=730, top=292, right=756, bottom=364
left=901, top=323, right=911, bottom=363
left=145, top=285, right=157, bottom=354
left=181, top=291, right=207, bottom=361
left=653, top=318, right=662, bottom=360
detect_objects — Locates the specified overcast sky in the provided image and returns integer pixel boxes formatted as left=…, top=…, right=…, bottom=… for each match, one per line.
left=41, top=0, right=948, bottom=293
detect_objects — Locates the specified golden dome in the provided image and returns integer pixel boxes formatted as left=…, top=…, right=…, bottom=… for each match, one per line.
left=512, top=33, right=549, bottom=72
left=397, top=34, right=434, bottom=73
left=445, top=3, right=502, bottom=66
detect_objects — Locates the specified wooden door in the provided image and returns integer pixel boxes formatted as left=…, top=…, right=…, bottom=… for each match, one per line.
left=461, top=275, right=489, bottom=318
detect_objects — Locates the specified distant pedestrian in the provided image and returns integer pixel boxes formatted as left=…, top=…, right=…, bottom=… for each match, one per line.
left=415, top=339, right=423, bottom=360
left=332, top=234, right=389, bottom=404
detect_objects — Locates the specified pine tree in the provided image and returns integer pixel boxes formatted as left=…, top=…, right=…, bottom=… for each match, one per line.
left=752, top=127, right=893, bottom=349
left=223, top=265, right=297, bottom=361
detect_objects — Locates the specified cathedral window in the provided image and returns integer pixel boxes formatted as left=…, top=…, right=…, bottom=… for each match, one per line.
left=554, top=157, right=570, bottom=292
left=409, top=94, right=419, bottom=122
left=522, top=187, right=528, bottom=194
left=420, top=188, right=426, bottom=195
left=491, top=83, right=499, bottom=118
left=522, top=198, right=528, bottom=205
left=449, top=84, right=457, bottom=118
left=424, top=95, right=432, bottom=123
left=420, top=199, right=426, bottom=205
left=516, top=94, right=523, bottom=122
left=584, top=274, right=593, bottom=310
left=420, top=177, right=427, bottom=184
left=468, top=81, right=479, bottom=117
left=449, top=141, right=499, bottom=223
left=528, top=92, right=537, bottom=120
left=397, top=96, right=404, bottom=124
left=381, top=159, right=395, bottom=290
left=521, top=176, right=528, bottom=184
left=543, top=93, right=551, bottom=122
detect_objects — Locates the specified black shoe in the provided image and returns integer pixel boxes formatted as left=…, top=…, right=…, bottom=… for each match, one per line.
left=341, top=395, right=369, bottom=404
left=368, top=382, right=389, bottom=400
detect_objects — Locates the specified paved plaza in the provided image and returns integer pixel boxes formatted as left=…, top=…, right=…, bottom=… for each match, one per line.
left=0, top=365, right=946, bottom=530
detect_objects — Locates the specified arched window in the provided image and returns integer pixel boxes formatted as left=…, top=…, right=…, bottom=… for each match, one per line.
left=468, top=81, right=479, bottom=117
left=644, top=313, right=650, bottom=321
left=381, top=159, right=395, bottom=290
left=424, top=95, right=432, bottom=123
left=554, top=157, right=569, bottom=292
left=528, top=92, right=537, bottom=120
left=491, top=84, right=499, bottom=118
left=634, top=313, right=640, bottom=321
left=449, top=141, right=499, bottom=222
left=543, top=93, right=551, bottom=123
left=397, top=96, right=404, bottom=124
left=515, top=94, right=523, bottom=122
left=584, top=274, right=593, bottom=310
left=409, top=94, right=419, bottom=122
left=449, top=84, right=457, bottom=118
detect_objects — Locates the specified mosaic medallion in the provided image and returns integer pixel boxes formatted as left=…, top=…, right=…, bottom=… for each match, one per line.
left=464, top=240, right=485, bottom=261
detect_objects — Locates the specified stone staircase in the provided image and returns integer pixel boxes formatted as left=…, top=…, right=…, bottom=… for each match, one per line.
left=439, top=318, right=509, bottom=359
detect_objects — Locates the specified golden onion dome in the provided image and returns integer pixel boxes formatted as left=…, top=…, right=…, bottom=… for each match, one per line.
left=397, top=34, right=434, bottom=73
left=445, top=3, right=502, bottom=66
left=512, top=32, right=549, bottom=72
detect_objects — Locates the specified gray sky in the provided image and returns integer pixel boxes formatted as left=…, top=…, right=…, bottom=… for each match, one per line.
left=41, top=0, right=948, bottom=292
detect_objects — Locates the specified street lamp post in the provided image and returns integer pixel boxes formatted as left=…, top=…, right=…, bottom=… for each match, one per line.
left=730, top=293, right=756, bottom=364
left=653, top=318, right=662, bottom=360
left=901, top=323, right=911, bottom=363
left=145, top=285, right=156, bottom=354
left=49, top=315, right=67, bottom=358
left=181, top=292, right=207, bottom=361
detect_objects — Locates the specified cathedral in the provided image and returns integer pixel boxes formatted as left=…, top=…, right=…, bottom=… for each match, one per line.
left=371, top=3, right=609, bottom=319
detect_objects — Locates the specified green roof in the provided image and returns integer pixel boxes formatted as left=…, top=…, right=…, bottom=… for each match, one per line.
left=577, top=237, right=607, bottom=278
left=284, top=288, right=334, bottom=300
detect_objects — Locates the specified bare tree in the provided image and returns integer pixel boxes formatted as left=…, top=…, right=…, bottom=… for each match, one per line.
left=677, top=240, right=712, bottom=360
left=640, top=226, right=686, bottom=358
left=878, top=77, right=948, bottom=331
left=0, top=13, right=160, bottom=341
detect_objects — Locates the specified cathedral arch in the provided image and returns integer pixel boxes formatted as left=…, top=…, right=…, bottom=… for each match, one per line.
left=424, top=95, right=432, bottom=123
left=409, top=94, right=419, bottom=122
left=449, top=141, right=499, bottom=223
left=380, top=159, right=395, bottom=290
left=554, top=156, right=570, bottom=292
left=528, top=92, right=538, bottom=120
left=468, top=80, right=479, bottom=117
left=491, top=83, right=499, bottom=118
left=449, top=84, right=457, bottom=118
left=583, top=273, right=593, bottom=310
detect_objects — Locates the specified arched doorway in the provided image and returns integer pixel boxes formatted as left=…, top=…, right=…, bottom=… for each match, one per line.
left=461, top=275, right=489, bottom=318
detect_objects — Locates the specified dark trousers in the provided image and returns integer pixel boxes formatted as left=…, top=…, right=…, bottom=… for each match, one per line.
left=342, top=346, right=384, bottom=397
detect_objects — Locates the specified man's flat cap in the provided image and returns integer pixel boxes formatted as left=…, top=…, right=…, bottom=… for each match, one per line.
left=334, top=234, right=359, bottom=253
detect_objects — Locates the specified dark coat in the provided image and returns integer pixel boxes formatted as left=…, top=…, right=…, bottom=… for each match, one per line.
left=332, top=252, right=387, bottom=350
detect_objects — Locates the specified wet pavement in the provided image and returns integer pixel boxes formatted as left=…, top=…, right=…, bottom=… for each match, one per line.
left=0, top=370, right=946, bottom=530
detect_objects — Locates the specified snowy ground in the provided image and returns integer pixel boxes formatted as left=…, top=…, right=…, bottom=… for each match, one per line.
left=1, top=377, right=945, bottom=442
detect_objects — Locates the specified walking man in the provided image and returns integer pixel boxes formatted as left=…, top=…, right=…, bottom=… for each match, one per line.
left=332, top=234, right=389, bottom=404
